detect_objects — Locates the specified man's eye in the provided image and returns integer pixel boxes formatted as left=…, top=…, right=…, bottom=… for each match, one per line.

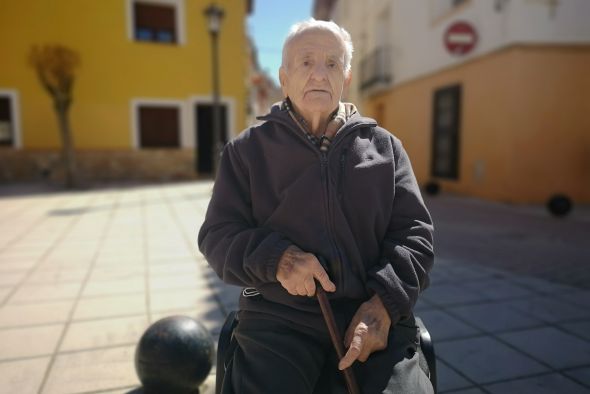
left=327, top=63, right=336, bottom=68
left=303, top=61, right=310, bottom=66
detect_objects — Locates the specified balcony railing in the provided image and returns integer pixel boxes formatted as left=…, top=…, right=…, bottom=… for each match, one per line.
left=359, top=45, right=392, bottom=91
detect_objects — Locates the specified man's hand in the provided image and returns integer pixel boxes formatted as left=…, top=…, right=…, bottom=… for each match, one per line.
left=276, top=245, right=336, bottom=296
left=339, top=294, right=391, bottom=370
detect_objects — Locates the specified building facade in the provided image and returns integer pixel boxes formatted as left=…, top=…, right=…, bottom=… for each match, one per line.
left=0, top=0, right=252, bottom=182
left=318, top=0, right=590, bottom=204
left=246, top=36, right=283, bottom=126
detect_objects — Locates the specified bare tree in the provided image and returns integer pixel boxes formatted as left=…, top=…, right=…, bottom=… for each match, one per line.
left=29, top=45, right=80, bottom=188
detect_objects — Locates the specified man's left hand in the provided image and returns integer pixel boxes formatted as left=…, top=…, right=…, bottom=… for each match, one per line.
left=338, top=294, right=391, bottom=370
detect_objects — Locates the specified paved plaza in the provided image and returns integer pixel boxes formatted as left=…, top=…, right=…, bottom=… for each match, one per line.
left=0, top=181, right=588, bottom=393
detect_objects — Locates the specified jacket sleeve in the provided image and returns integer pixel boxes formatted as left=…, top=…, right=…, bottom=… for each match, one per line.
left=197, top=140, right=292, bottom=287
left=366, top=137, right=434, bottom=325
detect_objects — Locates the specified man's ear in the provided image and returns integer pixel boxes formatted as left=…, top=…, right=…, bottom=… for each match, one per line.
left=344, top=71, right=352, bottom=89
left=279, top=66, right=289, bottom=97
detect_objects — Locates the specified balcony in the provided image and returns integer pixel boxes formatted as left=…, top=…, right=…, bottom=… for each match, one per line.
left=359, top=45, right=392, bottom=93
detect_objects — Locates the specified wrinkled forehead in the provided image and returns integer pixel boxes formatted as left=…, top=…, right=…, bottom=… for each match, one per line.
left=284, top=28, right=346, bottom=62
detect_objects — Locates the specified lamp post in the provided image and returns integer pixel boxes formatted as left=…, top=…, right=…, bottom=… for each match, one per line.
left=204, top=3, right=224, bottom=177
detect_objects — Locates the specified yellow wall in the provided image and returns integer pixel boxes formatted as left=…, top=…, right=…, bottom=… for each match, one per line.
left=364, top=45, right=590, bottom=204
left=0, top=0, right=248, bottom=149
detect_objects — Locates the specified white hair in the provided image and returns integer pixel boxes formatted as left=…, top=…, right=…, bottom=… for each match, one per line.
left=281, top=18, right=354, bottom=75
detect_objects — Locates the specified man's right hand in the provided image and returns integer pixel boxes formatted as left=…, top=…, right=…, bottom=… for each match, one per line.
left=276, top=245, right=336, bottom=296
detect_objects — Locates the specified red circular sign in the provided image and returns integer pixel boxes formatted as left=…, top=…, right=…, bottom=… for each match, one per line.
left=444, top=21, right=478, bottom=56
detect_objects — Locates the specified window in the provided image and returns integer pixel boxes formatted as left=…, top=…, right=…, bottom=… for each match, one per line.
left=133, top=2, right=177, bottom=44
left=0, top=96, right=13, bottom=146
left=138, top=106, right=180, bottom=148
left=431, top=0, right=472, bottom=23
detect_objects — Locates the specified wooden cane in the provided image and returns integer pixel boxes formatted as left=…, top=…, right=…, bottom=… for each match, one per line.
left=316, top=282, right=361, bottom=394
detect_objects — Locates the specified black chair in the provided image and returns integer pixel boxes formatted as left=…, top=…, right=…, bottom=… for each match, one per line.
left=215, top=311, right=437, bottom=394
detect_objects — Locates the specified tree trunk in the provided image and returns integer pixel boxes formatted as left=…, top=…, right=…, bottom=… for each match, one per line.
left=55, top=99, right=78, bottom=188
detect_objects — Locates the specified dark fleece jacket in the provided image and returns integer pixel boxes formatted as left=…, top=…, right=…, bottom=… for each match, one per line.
left=198, top=103, right=434, bottom=331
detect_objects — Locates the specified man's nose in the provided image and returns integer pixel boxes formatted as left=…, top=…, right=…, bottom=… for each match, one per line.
left=310, top=63, right=328, bottom=81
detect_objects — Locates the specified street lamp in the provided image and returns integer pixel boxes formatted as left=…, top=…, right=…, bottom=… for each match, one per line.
left=204, top=3, right=224, bottom=177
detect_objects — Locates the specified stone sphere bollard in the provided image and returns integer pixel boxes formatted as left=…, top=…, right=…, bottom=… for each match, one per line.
left=547, top=194, right=573, bottom=217
left=135, top=315, right=215, bottom=393
left=424, top=181, right=441, bottom=196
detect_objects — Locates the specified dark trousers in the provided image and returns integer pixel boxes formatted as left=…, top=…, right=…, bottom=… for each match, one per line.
left=221, top=311, right=434, bottom=394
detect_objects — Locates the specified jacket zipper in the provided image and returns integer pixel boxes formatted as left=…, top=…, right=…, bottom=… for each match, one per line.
left=337, top=148, right=348, bottom=203
left=320, top=151, right=343, bottom=289
left=267, top=115, right=377, bottom=285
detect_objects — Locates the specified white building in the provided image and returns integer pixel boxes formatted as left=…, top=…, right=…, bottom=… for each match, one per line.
left=317, top=0, right=590, bottom=204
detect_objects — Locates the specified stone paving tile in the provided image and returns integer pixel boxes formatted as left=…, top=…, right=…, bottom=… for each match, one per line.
left=60, top=315, right=150, bottom=352
left=506, top=275, right=580, bottom=295
left=90, top=265, right=146, bottom=282
left=414, top=298, right=437, bottom=312
left=564, top=366, right=590, bottom=388
left=82, top=277, right=145, bottom=298
left=498, top=327, right=590, bottom=370
left=9, top=282, right=82, bottom=303
left=436, top=336, right=549, bottom=384
left=94, top=257, right=145, bottom=267
left=0, top=324, right=63, bottom=360
left=0, top=270, right=27, bottom=287
left=420, top=283, right=490, bottom=307
left=149, top=288, right=216, bottom=313
left=0, top=287, right=11, bottom=304
left=556, top=290, right=590, bottom=309
left=149, top=261, right=200, bottom=277
left=0, top=259, right=38, bottom=271
left=149, top=253, right=196, bottom=263
left=436, top=360, right=474, bottom=392
left=462, top=278, right=534, bottom=301
left=448, top=301, right=544, bottom=333
left=0, top=250, right=47, bottom=260
left=42, top=345, right=139, bottom=394
left=149, top=273, right=208, bottom=292
left=0, top=356, right=51, bottom=394
left=0, top=300, right=74, bottom=328
left=25, top=266, right=88, bottom=285
left=483, top=373, right=590, bottom=394
left=430, top=262, right=501, bottom=285
left=506, top=295, right=590, bottom=323
left=443, top=388, right=486, bottom=394
left=73, top=294, right=146, bottom=321
left=417, top=310, right=481, bottom=342
left=559, top=320, right=590, bottom=342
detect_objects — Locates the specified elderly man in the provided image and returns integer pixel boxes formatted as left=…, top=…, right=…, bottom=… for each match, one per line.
left=198, top=19, right=434, bottom=394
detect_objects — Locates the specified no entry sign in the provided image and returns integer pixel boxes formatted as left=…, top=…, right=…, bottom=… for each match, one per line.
left=444, top=21, right=478, bottom=56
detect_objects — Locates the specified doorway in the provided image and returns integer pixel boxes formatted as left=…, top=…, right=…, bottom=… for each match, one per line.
left=431, top=84, right=461, bottom=180
left=196, top=103, right=228, bottom=174
left=0, top=95, right=15, bottom=147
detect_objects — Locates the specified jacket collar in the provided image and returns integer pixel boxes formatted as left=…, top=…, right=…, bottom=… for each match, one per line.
left=256, top=101, right=378, bottom=136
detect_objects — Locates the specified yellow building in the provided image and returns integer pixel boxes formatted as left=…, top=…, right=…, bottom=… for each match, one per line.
left=0, top=0, right=252, bottom=182
left=320, top=0, right=590, bottom=204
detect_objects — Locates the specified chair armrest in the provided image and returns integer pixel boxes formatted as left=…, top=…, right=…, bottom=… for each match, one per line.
left=416, top=316, right=437, bottom=393
left=216, top=311, right=239, bottom=394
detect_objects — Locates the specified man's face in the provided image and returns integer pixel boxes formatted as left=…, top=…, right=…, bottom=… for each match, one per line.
left=280, top=29, right=351, bottom=121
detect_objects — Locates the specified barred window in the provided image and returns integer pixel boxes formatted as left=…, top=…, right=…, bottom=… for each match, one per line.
left=133, top=2, right=177, bottom=44
left=138, top=106, right=180, bottom=148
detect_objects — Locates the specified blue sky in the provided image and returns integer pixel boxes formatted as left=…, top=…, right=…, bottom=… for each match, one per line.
left=247, top=0, right=313, bottom=84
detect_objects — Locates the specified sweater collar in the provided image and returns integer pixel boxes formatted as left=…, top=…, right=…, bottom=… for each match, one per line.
left=257, top=99, right=377, bottom=138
